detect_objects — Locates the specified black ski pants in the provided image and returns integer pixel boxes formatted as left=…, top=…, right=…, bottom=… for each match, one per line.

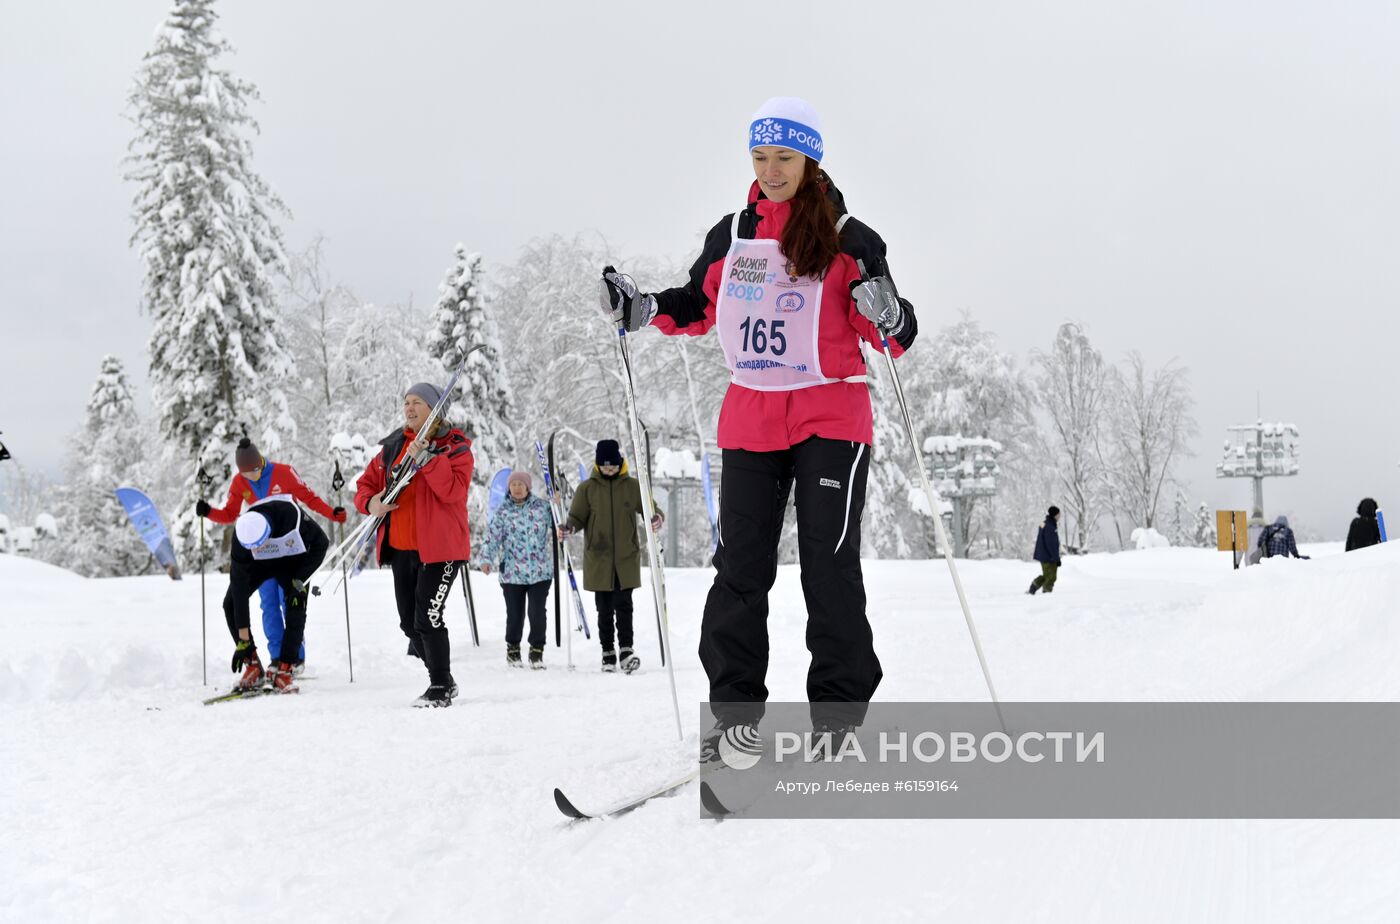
left=389, top=549, right=458, bottom=686
left=594, top=579, right=634, bottom=652
left=223, top=544, right=327, bottom=665
left=502, top=580, right=550, bottom=649
left=701, top=437, right=881, bottom=723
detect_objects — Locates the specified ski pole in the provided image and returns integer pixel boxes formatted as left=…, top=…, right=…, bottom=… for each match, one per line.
left=460, top=565, right=480, bottom=646
left=196, top=465, right=213, bottom=687
left=857, top=260, right=1005, bottom=734
left=601, top=268, right=683, bottom=742
left=332, top=460, right=354, bottom=682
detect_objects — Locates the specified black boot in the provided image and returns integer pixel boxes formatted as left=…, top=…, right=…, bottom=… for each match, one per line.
left=506, top=645, right=523, bottom=668
left=619, top=647, right=640, bottom=674
left=601, top=649, right=618, bottom=673
left=528, top=646, right=546, bottom=670
left=414, top=685, right=453, bottom=708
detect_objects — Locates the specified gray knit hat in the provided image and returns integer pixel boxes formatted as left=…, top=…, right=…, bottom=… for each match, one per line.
left=405, top=382, right=443, bottom=408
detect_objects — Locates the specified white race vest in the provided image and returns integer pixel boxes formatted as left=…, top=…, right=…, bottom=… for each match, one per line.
left=246, top=496, right=307, bottom=561
left=715, top=212, right=867, bottom=392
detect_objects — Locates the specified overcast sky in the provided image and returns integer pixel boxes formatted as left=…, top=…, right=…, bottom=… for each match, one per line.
left=3, top=0, right=1397, bottom=539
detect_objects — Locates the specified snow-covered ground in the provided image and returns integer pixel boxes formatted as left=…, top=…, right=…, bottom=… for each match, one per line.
left=4, top=541, right=1399, bottom=922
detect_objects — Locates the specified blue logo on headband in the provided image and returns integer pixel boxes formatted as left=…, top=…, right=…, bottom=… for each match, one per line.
left=749, top=117, right=824, bottom=162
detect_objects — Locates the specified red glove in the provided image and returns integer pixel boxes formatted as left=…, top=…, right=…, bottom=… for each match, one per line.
left=332, top=506, right=348, bottom=523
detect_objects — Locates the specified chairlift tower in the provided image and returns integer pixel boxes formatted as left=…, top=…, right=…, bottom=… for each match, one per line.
left=1215, top=420, right=1299, bottom=527
left=923, top=436, right=1001, bottom=558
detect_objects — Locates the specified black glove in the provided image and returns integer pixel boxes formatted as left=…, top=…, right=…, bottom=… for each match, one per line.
left=600, top=266, right=657, bottom=332
left=195, top=499, right=212, bottom=518
left=231, top=639, right=258, bottom=673
left=849, top=275, right=906, bottom=335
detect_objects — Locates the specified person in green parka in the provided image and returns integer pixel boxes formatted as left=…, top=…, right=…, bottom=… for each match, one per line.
left=559, top=439, right=663, bottom=673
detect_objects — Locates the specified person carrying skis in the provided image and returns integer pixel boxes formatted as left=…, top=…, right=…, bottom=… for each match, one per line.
left=1258, top=515, right=1308, bottom=559
left=197, top=438, right=346, bottom=672
left=477, top=470, right=553, bottom=669
left=558, top=439, right=662, bottom=673
left=354, top=382, right=474, bottom=707
left=1027, top=506, right=1062, bottom=595
left=598, top=97, right=918, bottom=734
left=224, top=496, right=329, bottom=693
left=1345, top=498, right=1382, bottom=551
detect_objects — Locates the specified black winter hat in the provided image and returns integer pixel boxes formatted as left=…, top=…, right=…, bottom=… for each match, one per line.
left=235, top=438, right=263, bottom=473
left=596, top=439, right=623, bottom=467
left=1357, top=497, right=1379, bottom=517
left=1047, top=505, right=1061, bottom=518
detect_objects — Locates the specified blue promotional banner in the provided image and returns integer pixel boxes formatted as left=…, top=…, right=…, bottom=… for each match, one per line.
left=115, top=486, right=181, bottom=579
left=488, top=467, right=512, bottom=520
left=701, top=452, right=719, bottom=552
left=1379, top=510, right=1388, bottom=543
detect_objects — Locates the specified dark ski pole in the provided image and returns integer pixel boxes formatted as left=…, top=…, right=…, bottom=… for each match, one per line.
left=196, top=464, right=213, bottom=686
left=332, top=459, right=355, bottom=681
left=460, top=564, right=480, bottom=646
left=553, top=517, right=561, bottom=647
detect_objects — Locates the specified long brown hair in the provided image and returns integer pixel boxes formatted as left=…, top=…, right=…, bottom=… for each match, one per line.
left=780, top=159, right=840, bottom=279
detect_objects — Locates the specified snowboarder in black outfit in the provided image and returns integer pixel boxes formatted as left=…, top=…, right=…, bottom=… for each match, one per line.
left=225, top=496, right=329, bottom=693
left=1345, top=498, right=1382, bottom=552
left=1027, top=506, right=1062, bottom=595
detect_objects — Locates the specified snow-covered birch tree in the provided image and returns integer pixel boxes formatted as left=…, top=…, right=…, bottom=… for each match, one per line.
left=1034, top=322, right=1111, bottom=553
left=1103, top=352, right=1197, bottom=531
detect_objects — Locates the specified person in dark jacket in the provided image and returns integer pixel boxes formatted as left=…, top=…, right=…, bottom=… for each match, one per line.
left=559, top=439, right=662, bottom=673
left=224, top=496, right=329, bottom=694
left=1027, top=506, right=1062, bottom=595
left=196, top=438, right=346, bottom=672
left=354, top=381, right=474, bottom=707
left=599, top=96, right=918, bottom=738
left=1258, top=515, right=1307, bottom=559
left=1346, top=498, right=1382, bottom=552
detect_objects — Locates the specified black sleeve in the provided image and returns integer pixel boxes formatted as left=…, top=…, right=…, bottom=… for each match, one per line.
left=839, top=217, right=918, bottom=350
left=651, top=214, right=735, bottom=329
left=294, top=519, right=330, bottom=583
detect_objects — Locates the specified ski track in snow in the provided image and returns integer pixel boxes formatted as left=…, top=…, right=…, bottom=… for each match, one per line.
left=3, top=543, right=1399, bottom=922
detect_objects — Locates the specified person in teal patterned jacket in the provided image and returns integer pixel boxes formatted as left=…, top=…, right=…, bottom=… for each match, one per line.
left=477, top=470, right=554, bottom=668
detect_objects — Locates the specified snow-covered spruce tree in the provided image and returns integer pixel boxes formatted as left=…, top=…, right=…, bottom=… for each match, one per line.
left=428, top=245, right=517, bottom=546
left=51, top=357, right=153, bottom=576
left=126, top=0, right=293, bottom=561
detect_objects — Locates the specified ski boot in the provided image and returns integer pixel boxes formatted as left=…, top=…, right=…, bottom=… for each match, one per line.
left=601, top=649, right=618, bottom=673
left=233, top=642, right=264, bottom=691
left=414, top=685, right=454, bottom=708
left=268, top=661, right=299, bottom=695
left=619, top=647, right=640, bottom=674
left=507, top=645, right=523, bottom=668
left=699, top=717, right=763, bottom=766
left=1026, top=579, right=1040, bottom=595
left=528, top=646, right=546, bottom=670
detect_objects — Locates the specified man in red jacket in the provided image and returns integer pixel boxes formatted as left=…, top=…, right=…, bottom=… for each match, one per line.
left=354, top=382, right=474, bottom=707
left=196, top=438, right=346, bottom=668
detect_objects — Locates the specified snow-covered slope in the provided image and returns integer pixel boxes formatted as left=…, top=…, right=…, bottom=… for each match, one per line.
left=3, top=543, right=1398, bottom=922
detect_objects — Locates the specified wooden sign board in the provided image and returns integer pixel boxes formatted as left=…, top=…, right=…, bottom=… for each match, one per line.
left=1216, top=510, right=1248, bottom=552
